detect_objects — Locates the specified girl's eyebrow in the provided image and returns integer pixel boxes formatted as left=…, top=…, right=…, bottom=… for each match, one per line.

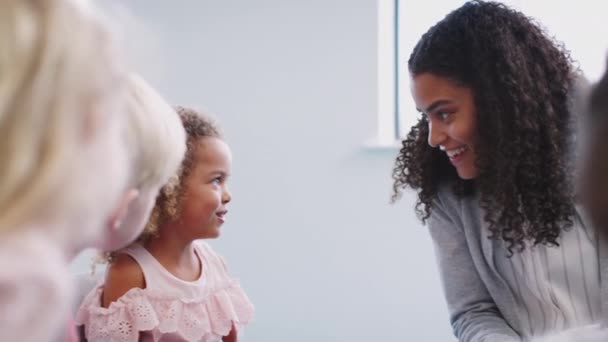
left=208, top=170, right=229, bottom=177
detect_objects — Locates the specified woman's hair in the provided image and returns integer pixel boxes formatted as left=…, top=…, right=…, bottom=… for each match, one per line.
left=392, top=1, right=578, bottom=253
left=0, top=0, right=130, bottom=238
left=130, top=106, right=221, bottom=245
left=123, top=74, right=186, bottom=191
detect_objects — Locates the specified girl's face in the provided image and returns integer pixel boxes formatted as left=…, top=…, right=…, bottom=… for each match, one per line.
left=174, top=137, right=232, bottom=240
left=411, top=73, right=479, bottom=179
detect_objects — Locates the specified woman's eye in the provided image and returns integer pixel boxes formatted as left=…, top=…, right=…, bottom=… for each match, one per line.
left=437, top=111, right=451, bottom=120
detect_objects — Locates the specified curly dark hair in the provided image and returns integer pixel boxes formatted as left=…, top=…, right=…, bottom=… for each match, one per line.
left=391, top=0, right=578, bottom=253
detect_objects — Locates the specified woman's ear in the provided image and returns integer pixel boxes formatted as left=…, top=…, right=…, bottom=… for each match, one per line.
left=107, top=188, right=140, bottom=231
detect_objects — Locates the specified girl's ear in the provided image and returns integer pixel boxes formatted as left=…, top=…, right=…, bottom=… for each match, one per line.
left=107, top=188, right=140, bottom=231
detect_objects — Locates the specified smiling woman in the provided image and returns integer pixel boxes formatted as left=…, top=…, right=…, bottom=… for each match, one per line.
left=411, top=73, right=478, bottom=179
left=391, top=1, right=606, bottom=341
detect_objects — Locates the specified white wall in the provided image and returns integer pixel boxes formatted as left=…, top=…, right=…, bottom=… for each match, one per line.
left=72, top=1, right=455, bottom=340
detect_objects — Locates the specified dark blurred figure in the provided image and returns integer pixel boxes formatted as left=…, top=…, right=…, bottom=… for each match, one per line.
left=582, top=64, right=608, bottom=234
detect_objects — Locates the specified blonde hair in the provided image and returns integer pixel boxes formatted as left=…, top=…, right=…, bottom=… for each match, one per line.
left=0, top=0, right=129, bottom=237
left=123, top=74, right=186, bottom=191
left=137, top=106, right=222, bottom=242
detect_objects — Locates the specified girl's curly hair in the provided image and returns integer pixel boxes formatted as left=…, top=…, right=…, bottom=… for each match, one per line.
left=392, top=1, right=578, bottom=253
left=103, top=106, right=221, bottom=263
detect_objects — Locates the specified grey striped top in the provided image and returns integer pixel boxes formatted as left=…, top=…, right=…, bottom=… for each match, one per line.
left=487, top=211, right=601, bottom=338
left=427, top=185, right=608, bottom=342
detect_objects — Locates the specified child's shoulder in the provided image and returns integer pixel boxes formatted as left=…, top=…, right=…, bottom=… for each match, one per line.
left=101, top=253, right=145, bottom=307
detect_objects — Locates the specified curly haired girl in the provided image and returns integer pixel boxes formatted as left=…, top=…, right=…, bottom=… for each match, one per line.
left=77, top=107, right=254, bottom=342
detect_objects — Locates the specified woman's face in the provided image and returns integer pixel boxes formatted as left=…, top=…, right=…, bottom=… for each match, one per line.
left=411, top=73, right=479, bottom=180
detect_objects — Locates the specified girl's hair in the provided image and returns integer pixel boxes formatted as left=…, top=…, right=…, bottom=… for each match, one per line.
left=0, top=0, right=129, bottom=235
left=105, top=106, right=221, bottom=262
left=392, top=1, right=577, bottom=253
left=123, top=74, right=186, bottom=191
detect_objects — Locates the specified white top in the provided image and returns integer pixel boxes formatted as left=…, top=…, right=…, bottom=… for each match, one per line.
left=488, top=210, right=601, bottom=338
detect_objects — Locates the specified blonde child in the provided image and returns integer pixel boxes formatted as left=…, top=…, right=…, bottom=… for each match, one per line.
left=77, top=107, right=255, bottom=341
left=72, top=72, right=187, bottom=315
left=0, top=0, right=131, bottom=340
left=100, top=73, right=186, bottom=252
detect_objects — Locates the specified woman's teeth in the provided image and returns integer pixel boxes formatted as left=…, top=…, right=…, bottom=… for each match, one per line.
left=446, top=146, right=467, bottom=158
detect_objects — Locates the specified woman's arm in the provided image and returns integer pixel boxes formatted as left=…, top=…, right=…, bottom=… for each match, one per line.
left=429, top=197, right=521, bottom=342
left=532, top=325, right=608, bottom=342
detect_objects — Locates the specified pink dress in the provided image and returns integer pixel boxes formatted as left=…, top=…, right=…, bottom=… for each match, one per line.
left=76, top=241, right=254, bottom=341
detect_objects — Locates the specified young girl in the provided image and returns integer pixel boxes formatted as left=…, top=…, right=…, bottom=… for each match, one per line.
left=77, top=107, right=254, bottom=341
left=391, top=1, right=605, bottom=341
left=0, top=0, right=131, bottom=340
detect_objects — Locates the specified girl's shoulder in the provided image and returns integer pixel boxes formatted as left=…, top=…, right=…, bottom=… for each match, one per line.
left=76, top=244, right=255, bottom=342
left=101, top=253, right=145, bottom=307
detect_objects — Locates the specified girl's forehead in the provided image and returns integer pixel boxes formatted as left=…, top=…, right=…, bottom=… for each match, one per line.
left=191, top=138, right=231, bottom=167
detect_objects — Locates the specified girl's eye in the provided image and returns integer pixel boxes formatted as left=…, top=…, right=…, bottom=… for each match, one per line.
left=211, top=177, right=222, bottom=185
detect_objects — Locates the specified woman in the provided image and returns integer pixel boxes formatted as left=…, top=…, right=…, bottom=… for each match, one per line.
left=392, top=1, right=606, bottom=340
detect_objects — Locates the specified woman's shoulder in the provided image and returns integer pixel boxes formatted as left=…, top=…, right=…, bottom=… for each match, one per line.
left=434, top=180, right=482, bottom=210
left=429, top=182, right=482, bottom=235
left=433, top=182, right=465, bottom=216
